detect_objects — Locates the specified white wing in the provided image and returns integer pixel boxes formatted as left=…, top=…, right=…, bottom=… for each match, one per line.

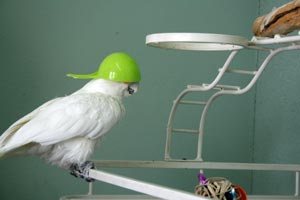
left=0, top=98, right=61, bottom=145
left=0, top=93, right=124, bottom=154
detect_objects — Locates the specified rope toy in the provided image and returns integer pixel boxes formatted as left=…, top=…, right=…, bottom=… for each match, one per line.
left=195, top=173, right=247, bottom=200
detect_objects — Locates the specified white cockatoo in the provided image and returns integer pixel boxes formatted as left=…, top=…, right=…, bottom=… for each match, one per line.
left=0, top=52, right=141, bottom=181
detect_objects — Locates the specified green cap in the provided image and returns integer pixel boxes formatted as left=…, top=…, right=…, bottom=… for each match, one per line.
left=67, top=52, right=141, bottom=82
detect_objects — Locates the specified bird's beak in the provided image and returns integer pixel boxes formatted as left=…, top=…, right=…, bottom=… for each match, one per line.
left=128, top=86, right=135, bottom=95
left=127, top=82, right=139, bottom=95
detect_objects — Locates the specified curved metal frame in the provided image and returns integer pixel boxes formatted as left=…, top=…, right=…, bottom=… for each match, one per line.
left=147, top=33, right=300, bottom=161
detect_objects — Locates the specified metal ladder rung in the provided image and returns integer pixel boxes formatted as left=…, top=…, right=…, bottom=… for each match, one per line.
left=178, top=100, right=207, bottom=105
left=203, top=83, right=240, bottom=91
left=219, top=68, right=257, bottom=75
left=172, top=128, right=199, bottom=134
left=189, top=84, right=240, bottom=91
left=187, top=85, right=206, bottom=89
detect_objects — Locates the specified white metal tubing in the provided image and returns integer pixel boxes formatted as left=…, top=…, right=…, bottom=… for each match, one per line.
left=166, top=88, right=205, bottom=159
left=201, top=50, right=239, bottom=90
left=88, top=169, right=209, bottom=200
left=166, top=50, right=238, bottom=128
left=171, top=128, right=199, bottom=134
left=196, top=44, right=300, bottom=160
left=249, top=35, right=300, bottom=46
left=94, top=160, right=300, bottom=172
left=295, top=172, right=299, bottom=196
left=178, top=100, right=207, bottom=105
left=165, top=51, right=238, bottom=160
left=167, top=50, right=238, bottom=127
left=88, top=182, right=94, bottom=195
left=210, top=84, right=240, bottom=90
left=146, top=33, right=248, bottom=51
left=166, top=43, right=300, bottom=161
left=222, top=68, right=257, bottom=75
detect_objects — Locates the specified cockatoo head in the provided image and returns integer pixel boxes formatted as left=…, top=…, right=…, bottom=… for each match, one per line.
left=74, top=79, right=138, bottom=99
left=67, top=52, right=141, bottom=98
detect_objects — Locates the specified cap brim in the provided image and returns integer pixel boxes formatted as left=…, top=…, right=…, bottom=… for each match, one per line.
left=66, top=72, right=99, bottom=79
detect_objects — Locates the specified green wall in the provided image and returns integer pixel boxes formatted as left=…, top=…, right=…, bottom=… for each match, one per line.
left=252, top=0, right=300, bottom=196
left=0, top=0, right=276, bottom=199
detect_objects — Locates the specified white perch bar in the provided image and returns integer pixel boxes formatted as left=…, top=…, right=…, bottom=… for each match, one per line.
left=88, top=169, right=209, bottom=200
left=94, top=160, right=300, bottom=171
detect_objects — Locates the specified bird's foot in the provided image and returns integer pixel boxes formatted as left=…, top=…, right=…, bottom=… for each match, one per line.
left=70, top=161, right=95, bottom=182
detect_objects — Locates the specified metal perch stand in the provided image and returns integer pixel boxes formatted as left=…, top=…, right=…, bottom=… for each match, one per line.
left=61, top=33, right=300, bottom=200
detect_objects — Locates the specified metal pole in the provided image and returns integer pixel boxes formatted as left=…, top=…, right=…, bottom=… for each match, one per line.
left=89, top=169, right=209, bottom=200
left=295, top=171, right=299, bottom=196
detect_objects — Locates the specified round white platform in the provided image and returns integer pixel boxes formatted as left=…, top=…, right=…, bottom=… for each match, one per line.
left=146, top=33, right=249, bottom=51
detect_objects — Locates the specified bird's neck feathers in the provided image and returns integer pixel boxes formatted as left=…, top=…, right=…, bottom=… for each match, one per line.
left=74, top=79, right=128, bottom=99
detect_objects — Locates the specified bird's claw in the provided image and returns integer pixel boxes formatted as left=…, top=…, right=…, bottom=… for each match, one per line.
left=70, top=161, right=95, bottom=182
